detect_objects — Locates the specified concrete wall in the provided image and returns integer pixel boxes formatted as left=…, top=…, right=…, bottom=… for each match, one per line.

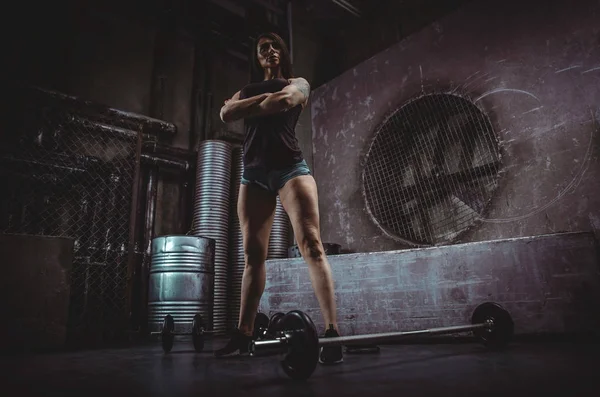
left=290, top=17, right=321, bottom=172
left=260, top=232, right=600, bottom=336
left=207, top=53, right=243, bottom=143
left=64, top=9, right=157, bottom=120
left=310, top=0, right=600, bottom=253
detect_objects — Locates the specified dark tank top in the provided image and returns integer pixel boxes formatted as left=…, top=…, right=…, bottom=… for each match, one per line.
left=239, top=78, right=304, bottom=170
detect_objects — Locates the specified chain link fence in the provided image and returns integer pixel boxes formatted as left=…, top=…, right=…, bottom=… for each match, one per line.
left=0, top=84, right=174, bottom=346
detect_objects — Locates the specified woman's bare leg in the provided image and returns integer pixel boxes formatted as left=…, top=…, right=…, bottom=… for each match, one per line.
left=278, top=175, right=338, bottom=331
left=236, top=183, right=277, bottom=336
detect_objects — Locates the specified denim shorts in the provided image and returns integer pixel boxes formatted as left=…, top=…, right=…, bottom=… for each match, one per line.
left=241, top=159, right=312, bottom=193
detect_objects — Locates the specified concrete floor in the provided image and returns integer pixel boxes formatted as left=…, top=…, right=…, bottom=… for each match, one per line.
left=1, top=337, right=598, bottom=397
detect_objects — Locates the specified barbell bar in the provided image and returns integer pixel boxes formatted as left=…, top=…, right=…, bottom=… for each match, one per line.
left=254, top=322, right=490, bottom=350
left=157, top=312, right=270, bottom=353
left=249, top=302, right=514, bottom=380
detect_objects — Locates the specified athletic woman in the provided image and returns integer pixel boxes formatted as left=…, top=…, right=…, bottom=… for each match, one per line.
left=214, top=32, right=343, bottom=365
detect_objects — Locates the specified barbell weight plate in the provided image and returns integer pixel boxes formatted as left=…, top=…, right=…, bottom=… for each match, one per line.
left=268, top=312, right=285, bottom=335
left=253, top=312, right=270, bottom=340
left=471, top=302, right=514, bottom=349
left=162, top=314, right=175, bottom=353
left=192, top=314, right=205, bottom=352
left=279, top=310, right=319, bottom=380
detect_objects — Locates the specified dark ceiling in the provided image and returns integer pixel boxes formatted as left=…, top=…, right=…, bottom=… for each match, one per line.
left=207, top=1, right=473, bottom=51
left=57, top=0, right=473, bottom=85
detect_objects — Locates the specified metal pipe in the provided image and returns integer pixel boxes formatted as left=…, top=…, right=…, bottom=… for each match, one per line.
left=66, top=114, right=154, bottom=141
left=142, top=141, right=196, bottom=160
left=201, top=53, right=213, bottom=142
left=103, top=173, right=123, bottom=256
left=252, top=322, right=491, bottom=351
left=331, top=0, right=361, bottom=17
left=320, top=323, right=489, bottom=346
left=140, top=153, right=190, bottom=171
left=287, top=0, right=293, bottom=64
left=143, top=168, right=158, bottom=257
left=189, top=41, right=203, bottom=151
left=177, top=173, right=190, bottom=233
left=205, top=92, right=213, bottom=140
left=25, top=85, right=177, bottom=137
left=336, top=0, right=361, bottom=15
left=138, top=166, right=158, bottom=333
left=125, top=130, right=145, bottom=328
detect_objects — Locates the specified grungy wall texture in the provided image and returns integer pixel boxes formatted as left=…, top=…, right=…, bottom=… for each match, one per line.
left=260, top=232, right=600, bottom=336
left=0, top=234, right=75, bottom=351
left=310, top=0, right=600, bottom=253
left=291, top=21, right=321, bottom=172
left=65, top=10, right=157, bottom=122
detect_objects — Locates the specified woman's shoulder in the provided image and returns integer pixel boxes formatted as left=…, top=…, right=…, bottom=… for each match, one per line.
left=288, top=77, right=309, bottom=84
left=282, top=76, right=302, bottom=83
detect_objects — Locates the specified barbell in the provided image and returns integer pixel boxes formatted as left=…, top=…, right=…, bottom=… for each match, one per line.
left=155, top=312, right=271, bottom=353
left=249, top=302, right=514, bottom=380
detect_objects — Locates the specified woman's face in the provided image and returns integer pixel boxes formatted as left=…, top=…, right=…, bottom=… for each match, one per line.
left=257, top=37, right=281, bottom=69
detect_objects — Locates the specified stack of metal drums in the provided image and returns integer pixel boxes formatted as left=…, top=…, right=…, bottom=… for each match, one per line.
left=147, top=235, right=215, bottom=334
left=190, top=140, right=232, bottom=335
left=149, top=140, right=294, bottom=336
left=267, top=197, right=291, bottom=259
left=227, top=147, right=245, bottom=331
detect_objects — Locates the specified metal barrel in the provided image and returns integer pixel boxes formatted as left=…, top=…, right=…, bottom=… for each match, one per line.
left=147, top=235, right=216, bottom=334
left=190, top=140, right=232, bottom=335
left=267, top=196, right=291, bottom=259
left=228, top=147, right=244, bottom=331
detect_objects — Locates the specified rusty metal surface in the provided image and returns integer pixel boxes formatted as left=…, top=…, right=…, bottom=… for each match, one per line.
left=259, top=231, right=600, bottom=336
left=0, top=234, right=74, bottom=351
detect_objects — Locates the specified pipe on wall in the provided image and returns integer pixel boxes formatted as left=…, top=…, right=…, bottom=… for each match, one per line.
left=140, top=153, right=190, bottom=171
left=21, top=84, right=177, bottom=137
left=205, top=92, right=214, bottom=141
left=200, top=46, right=214, bottom=142
left=189, top=41, right=204, bottom=150
left=138, top=165, right=158, bottom=333
left=331, top=0, right=361, bottom=17
left=287, top=0, right=293, bottom=64
left=177, top=173, right=191, bottom=233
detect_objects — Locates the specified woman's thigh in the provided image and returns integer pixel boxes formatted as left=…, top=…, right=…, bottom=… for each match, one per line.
left=278, top=175, right=321, bottom=244
left=237, top=183, right=277, bottom=260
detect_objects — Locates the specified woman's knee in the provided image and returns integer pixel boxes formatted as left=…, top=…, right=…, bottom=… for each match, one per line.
left=244, top=242, right=268, bottom=267
left=299, top=233, right=325, bottom=260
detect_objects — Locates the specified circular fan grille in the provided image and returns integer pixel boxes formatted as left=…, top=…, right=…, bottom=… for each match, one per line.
left=362, top=93, right=502, bottom=246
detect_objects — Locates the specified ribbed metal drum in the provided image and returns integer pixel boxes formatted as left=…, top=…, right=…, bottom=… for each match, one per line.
left=147, top=235, right=215, bottom=334
left=228, top=147, right=244, bottom=331
left=267, top=196, right=291, bottom=259
left=190, top=140, right=232, bottom=335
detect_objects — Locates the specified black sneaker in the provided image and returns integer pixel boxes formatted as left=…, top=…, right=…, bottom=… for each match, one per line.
left=319, top=324, right=344, bottom=365
left=214, top=328, right=253, bottom=358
